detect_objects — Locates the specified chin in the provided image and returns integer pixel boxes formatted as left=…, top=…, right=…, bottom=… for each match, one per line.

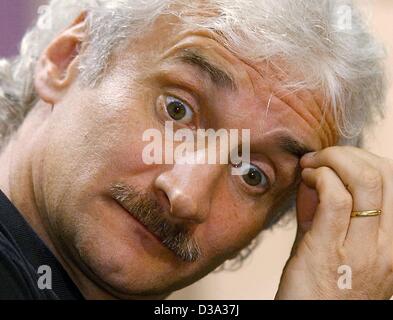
left=79, top=245, right=202, bottom=299
left=70, top=223, right=204, bottom=298
left=56, top=194, right=213, bottom=298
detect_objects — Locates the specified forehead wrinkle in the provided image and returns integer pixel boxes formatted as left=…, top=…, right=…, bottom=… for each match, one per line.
left=299, top=89, right=338, bottom=146
left=270, top=88, right=333, bottom=148
left=157, top=30, right=264, bottom=85
left=230, top=56, right=336, bottom=148
left=271, top=79, right=336, bottom=140
left=174, top=48, right=237, bottom=91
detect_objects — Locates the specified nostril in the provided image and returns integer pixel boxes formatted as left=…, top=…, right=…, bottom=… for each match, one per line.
left=153, top=172, right=207, bottom=224
left=154, top=188, right=171, bottom=214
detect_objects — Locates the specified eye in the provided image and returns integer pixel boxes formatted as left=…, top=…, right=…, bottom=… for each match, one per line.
left=165, top=96, right=194, bottom=123
left=236, top=163, right=269, bottom=189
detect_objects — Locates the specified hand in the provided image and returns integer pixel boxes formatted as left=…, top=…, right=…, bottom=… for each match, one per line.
left=275, top=146, right=393, bottom=300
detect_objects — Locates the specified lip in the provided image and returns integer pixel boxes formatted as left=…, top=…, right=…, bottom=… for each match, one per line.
left=113, top=198, right=165, bottom=247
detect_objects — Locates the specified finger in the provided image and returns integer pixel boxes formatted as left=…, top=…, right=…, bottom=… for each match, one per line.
left=301, top=166, right=352, bottom=246
left=345, top=149, right=393, bottom=234
left=301, top=147, right=382, bottom=243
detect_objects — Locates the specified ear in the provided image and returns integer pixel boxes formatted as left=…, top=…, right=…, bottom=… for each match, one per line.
left=34, top=12, right=87, bottom=104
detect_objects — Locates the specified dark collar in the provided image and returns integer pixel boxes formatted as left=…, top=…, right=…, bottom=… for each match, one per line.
left=0, top=189, right=84, bottom=300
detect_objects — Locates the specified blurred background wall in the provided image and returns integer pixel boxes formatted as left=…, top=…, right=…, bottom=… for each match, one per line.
left=0, top=0, right=392, bottom=299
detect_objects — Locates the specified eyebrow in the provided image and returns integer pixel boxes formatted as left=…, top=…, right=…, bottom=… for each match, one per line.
left=276, top=134, right=315, bottom=160
left=175, top=49, right=237, bottom=91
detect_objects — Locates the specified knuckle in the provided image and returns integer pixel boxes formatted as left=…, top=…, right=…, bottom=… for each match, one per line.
left=315, top=166, right=332, bottom=182
left=359, top=168, right=382, bottom=191
left=314, top=168, right=329, bottom=188
left=380, top=159, right=393, bottom=183
left=331, top=193, right=352, bottom=212
left=335, top=245, right=347, bottom=262
left=324, top=192, right=352, bottom=212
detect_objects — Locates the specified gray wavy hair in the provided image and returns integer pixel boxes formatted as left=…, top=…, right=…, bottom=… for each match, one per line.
left=0, top=0, right=387, bottom=148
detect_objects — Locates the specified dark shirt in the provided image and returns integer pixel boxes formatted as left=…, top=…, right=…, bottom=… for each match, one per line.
left=0, top=189, right=83, bottom=300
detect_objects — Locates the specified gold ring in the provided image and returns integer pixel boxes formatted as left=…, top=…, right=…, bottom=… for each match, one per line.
left=350, top=209, right=382, bottom=218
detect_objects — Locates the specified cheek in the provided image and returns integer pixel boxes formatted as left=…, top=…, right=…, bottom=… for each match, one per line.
left=41, top=84, right=158, bottom=208
left=85, top=88, right=158, bottom=175
left=198, top=184, right=266, bottom=260
left=86, top=85, right=160, bottom=177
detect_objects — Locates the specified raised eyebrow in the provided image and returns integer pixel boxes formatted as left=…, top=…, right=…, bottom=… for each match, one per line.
left=175, top=49, right=237, bottom=91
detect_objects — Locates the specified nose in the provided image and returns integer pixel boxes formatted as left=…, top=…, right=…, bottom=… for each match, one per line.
left=154, top=162, right=223, bottom=224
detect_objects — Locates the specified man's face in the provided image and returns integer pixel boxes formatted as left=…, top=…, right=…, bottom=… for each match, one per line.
left=34, top=15, right=336, bottom=298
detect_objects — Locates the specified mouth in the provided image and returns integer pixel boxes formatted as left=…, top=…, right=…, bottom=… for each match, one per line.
left=113, top=199, right=166, bottom=247
left=109, top=182, right=201, bottom=263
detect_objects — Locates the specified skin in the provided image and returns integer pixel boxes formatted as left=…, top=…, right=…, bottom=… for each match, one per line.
left=0, top=11, right=392, bottom=300
left=276, top=149, right=393, bottom=299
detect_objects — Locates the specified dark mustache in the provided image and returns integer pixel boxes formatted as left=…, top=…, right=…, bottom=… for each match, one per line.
left=109, top=182, right=201, bottom=262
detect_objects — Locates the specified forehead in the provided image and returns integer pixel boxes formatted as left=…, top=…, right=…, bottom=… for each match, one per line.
left=117, top=14, right=338, bottom=150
